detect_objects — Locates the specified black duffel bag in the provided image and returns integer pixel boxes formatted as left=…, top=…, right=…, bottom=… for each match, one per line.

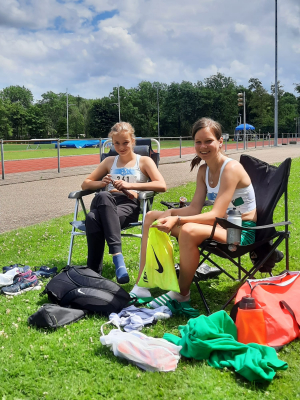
left=43, top=266, right=131, bottom=315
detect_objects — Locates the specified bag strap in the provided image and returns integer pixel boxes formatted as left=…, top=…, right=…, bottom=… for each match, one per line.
left=230, top=301, right=241, bottom=322
left=249, top=271, right=300, bottom=293
left=280, top=300, right=300, bottom=328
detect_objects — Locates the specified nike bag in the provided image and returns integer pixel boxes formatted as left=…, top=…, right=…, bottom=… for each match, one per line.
left=28, top=304, right=87, bottom=329
left=232, top=271, right=300, bottom=348
left=137, top=225, right=180, bottom=292
left=43, top=266, right=131, bottom=315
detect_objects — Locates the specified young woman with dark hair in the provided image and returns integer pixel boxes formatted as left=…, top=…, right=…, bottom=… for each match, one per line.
left=130, top=117, right=257, bottom=306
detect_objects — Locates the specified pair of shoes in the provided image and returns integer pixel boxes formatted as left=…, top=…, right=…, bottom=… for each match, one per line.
left=2, top=264, right=30, bottom=274
left=34, top=266, right=57, bottom=278
left=1, top=275, right=40, bottom=296
left=13, top=269, right=33, bottom=281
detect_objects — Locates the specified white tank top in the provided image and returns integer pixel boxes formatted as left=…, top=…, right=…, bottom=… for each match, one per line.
left=106, top=154, right=148, bottom=193
left=205, top=158, right=256, bottom=214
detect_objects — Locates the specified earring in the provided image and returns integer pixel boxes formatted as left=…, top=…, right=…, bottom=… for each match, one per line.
left=219, top=144, right=222, bottom=148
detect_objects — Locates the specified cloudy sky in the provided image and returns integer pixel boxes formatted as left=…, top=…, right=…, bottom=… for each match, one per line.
left=0, top=0, right=299, bottom=101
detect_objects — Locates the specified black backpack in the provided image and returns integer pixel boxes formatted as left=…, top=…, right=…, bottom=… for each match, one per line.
left=43, top=266, right=131, bottom=315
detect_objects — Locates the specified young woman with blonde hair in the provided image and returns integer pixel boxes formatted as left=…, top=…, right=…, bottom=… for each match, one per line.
left=82, top=122, right=166, bottom=284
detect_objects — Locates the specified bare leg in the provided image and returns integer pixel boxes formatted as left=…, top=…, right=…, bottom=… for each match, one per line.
left=177, top=223, right=227, bottom=295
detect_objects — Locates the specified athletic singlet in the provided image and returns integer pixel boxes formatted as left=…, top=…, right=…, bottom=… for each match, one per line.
left=106, top=154, right=148, bottom=193
left=205, top=158, right=256, bottom=214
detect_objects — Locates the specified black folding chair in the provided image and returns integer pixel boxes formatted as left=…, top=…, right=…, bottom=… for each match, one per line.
left=67, top=138, right=160, bottom=266
left=195, top=155, right=292, bottom=313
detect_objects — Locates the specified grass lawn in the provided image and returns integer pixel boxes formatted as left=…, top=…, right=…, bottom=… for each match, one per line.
left=0, top=159, right=300, bottom=399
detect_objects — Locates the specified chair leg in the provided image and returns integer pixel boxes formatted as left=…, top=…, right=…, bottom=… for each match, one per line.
left=194, top=280, right=211, bottom=315
left=68, top=232, right=75, bottom=266
left=68, top=199, right=79, bottom=266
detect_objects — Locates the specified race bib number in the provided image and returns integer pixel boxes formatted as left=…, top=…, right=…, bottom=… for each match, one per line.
left=111, top=174, right=137, bottom=183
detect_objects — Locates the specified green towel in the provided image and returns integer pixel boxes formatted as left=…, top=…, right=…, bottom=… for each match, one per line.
left=163, top=310, right=288, bottom=382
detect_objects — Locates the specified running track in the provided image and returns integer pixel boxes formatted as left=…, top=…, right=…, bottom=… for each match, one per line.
left=0, top=140, right=290, bottom=174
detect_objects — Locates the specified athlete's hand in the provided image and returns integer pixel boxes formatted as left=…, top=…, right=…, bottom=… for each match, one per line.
left=101, top=174, right=112, bottom=187
left=152, top=216, right=178, bottom=233
left=112, top=179, right=131, bottom=191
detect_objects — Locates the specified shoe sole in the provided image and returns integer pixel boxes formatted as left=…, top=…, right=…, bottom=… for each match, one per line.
left=117, top=276, right=130, bottom=284
left=2, top=285, right=41, bottom=296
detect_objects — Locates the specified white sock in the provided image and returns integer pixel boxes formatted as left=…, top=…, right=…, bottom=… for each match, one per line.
left=130, top=284, right=152, bottom=298
left=149, top=291, right=190, bottom=309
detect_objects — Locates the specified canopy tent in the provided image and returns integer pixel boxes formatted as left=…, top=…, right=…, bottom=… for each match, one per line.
left=235, top=124, right=255, bottom=131
left=55, top=139, right=108, bottom=148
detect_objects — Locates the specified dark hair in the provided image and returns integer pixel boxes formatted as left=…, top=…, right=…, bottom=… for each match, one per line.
left=190, top=117, right=223, bottom=171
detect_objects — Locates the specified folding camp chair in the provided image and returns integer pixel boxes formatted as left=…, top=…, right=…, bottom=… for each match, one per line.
left=67, top=138, right=160, bottom=266
left=162, top=155, right=292, bottom=315
left=194, top=154, right=292, bottom=313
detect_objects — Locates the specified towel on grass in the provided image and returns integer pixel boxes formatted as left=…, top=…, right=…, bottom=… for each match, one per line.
left=163, top=310, right=288, bottom=382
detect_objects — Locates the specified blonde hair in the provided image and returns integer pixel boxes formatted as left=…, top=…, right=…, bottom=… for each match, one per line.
left=108, top=122, right=136, bottom=141
left=190, top=117, right=223, bottom=171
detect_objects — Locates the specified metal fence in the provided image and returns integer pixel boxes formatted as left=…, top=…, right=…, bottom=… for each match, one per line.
left=1, top=133, right=299, bottom=180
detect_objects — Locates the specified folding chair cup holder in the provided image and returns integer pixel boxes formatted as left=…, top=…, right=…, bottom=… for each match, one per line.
left=164, top=155, right=292, bottom=316
left=67, top=138, right=160, bottom=266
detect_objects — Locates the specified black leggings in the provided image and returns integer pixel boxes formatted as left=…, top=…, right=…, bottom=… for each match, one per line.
left=85, top=191, right=140, bottom=273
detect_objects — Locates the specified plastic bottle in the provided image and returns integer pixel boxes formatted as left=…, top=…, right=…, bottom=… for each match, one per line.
left=239, top=295, right=256, bottom=310
left=227, top=208, right=242, bottom=251
left=179, top=197, right=187, bottom=208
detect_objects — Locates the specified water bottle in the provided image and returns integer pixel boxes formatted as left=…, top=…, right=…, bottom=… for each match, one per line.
left=179, top=196, right=187, bottom=208
left=227, top=208, right=242, bottom=251
left=239, top=295, right=256, bottom=310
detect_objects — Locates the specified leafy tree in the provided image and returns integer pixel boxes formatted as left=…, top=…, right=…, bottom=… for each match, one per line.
left=0, top=85, right=33, bottom=108
left=0, top=99, right=13, bottom=139
left=38, top=91, right=67, bottom=136
left=88, top=98, right=118, bottom=137
left=7, top=102, right=27, bottom=139
left=25, top=106, right=48, bottom=138
left=248, top=78, right=273, bottom=132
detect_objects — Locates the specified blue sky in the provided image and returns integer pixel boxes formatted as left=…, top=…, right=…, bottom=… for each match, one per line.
left=0, top=0, right=299, bottom=101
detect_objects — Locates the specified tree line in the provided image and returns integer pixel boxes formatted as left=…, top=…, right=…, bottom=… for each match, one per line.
left=0, top=73, right=299, bottom=140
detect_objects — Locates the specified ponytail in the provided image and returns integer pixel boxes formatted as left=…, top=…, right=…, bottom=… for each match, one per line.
left=190, top=155, right=202, bottom=171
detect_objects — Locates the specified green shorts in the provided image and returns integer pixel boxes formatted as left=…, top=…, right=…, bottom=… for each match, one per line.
left=240, top=221, right=256, bottom=246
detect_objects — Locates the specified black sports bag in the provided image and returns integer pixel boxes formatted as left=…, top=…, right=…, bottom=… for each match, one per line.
left=43, top=266, right=131, bottom=315
left=28, top=304, right=87, bottom=329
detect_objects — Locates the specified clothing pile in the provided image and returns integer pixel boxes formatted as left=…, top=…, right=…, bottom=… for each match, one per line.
left=163, top=310, right=288, bottom=382
left=0, top=264, right=57, bottom=296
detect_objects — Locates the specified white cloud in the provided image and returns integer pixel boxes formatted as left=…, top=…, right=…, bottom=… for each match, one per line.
left=0, top=0, right=299, bottom=101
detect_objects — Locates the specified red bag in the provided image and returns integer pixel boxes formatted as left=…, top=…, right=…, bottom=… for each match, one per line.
left=234, top=271, right=300, bottom=348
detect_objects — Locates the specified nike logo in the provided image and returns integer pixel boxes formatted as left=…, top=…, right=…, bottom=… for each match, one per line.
left=78, top=289, right=85, bottom=294
left=143, top=271, right=148, bottom=282
left=152, top=246, right=164, bottom=273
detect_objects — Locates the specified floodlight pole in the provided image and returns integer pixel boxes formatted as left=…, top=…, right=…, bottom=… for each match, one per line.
left=117, top=85, right=121, bottom=122
left=243, top=92, right=246, bottom=150
left=66, top=88, right=76, bottom=139
left=156, top=86, right=160, bottom=142
left=67, top=89, right=69, bottom=139
left=274, top=0, right=278, bottom=146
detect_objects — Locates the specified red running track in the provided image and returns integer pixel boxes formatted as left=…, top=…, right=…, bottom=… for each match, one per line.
left=0, top=140, right=285, bottom=174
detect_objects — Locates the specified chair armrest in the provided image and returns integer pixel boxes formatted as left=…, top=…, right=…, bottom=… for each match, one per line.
left=215, top=217, right=291, bottom=231
left=68, top=189, right=96, bottom=199
left=138, top=191, right=155, bottom=201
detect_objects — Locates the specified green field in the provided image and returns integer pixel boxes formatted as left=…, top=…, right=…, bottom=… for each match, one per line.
left=0, top=158, right=300, bottom=399
left=1, top=140, right=195, bottom=161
